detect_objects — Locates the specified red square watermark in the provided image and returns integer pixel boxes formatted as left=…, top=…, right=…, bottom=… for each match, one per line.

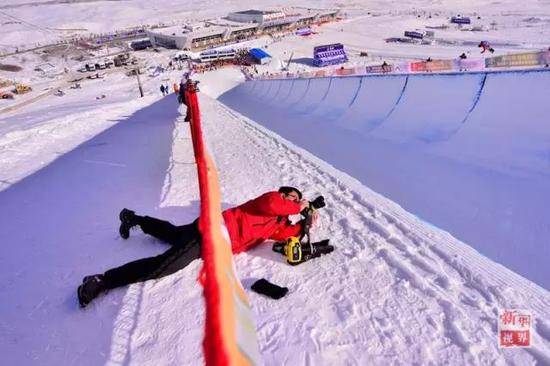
left=498, top=309, right=532, bottom=348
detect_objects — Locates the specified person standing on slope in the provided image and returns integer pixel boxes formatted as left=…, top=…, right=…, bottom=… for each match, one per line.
left=478, top=41, right=494, bottom=54
left=77, top=187, right=317, bottom=307
left=178, top=73, right=194, bottom=121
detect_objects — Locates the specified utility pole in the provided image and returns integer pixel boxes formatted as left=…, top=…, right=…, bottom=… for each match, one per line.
left=135, top=68, right=143, bottom=97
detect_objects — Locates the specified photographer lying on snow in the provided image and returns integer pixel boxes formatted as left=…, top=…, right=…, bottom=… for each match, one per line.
left=77, top=186, right=321, bottom=307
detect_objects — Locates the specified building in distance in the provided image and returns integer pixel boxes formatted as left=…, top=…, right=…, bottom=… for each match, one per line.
left=146, top=8, right=339, bottom=51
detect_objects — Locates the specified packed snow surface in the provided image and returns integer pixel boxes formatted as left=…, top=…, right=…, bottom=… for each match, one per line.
left=1, top=72, right=550, bottom=365
left=219, top=69, right=550, bottom=290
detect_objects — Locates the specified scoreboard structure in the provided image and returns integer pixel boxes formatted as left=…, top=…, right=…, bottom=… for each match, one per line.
left=313, top=43, right=348, bottom=67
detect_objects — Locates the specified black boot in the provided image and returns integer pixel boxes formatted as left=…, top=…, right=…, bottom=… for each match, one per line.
left=77, top=274, right=107, bottom=308
left=119, top=208, right=138, bottom=239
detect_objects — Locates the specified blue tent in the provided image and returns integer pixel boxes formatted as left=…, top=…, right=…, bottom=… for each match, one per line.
left=249, top=48, right=271, bottom=64
left=451, top=16, right=471, bottom=24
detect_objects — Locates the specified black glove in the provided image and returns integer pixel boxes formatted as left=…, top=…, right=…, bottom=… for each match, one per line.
left=251, top=279, right=288, bottom=300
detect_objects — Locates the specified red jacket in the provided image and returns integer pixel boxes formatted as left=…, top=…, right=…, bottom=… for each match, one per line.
left=222, top=191, right=303, bottom=253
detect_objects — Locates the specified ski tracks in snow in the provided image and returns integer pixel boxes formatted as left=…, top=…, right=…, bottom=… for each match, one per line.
left=203, top=95, right=550, bottom=365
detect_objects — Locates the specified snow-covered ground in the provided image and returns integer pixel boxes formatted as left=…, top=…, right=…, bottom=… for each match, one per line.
left=2, top=71, right=549, bottom=364
left=219, top=70, right=550, bottom=290
left=2, top=0, right=550, bottom=54
left=1, top=1, right=550, bottom=365
left=2, top=0, right=550, bottom=90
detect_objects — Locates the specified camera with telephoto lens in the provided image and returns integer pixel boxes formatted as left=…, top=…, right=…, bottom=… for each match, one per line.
left=273, top=238, right=333, bottom=265
left=309, top=195, right=325, bottom=210
left=272, top=195, right=332, bottom=265
left=186, top=79, right=200, bottom=92
left=301, top=195, right=325, bottom=216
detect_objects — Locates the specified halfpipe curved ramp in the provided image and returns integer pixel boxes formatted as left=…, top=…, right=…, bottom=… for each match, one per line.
left=219, top=69, right=550, bottom=289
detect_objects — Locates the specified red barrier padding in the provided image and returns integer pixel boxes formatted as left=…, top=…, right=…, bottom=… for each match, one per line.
left=184, top=83, right=260, bottom=366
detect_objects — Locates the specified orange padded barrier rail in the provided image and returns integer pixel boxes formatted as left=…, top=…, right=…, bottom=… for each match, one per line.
left=184, top=84, right=260, bottom=366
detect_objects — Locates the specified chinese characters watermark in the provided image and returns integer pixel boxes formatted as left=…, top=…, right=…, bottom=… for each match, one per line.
left=498, top=309, right=532, bottom=348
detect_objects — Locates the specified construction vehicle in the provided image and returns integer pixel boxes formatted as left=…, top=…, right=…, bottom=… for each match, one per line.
left=0, top=91, right=14, bottom=99
left=86, top=72, right=105, bottom=79
left=126, top=68, right=143, bottom=77
left=14, top=83, right=32, bottom=94
left=114, top=53, right=131, bottom=67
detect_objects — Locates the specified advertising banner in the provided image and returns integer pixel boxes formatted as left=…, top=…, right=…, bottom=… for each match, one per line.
left=456, top=58, right=486, bottom=71
left=410, top=61, right=427, bottom=72
left=538, top=51, right=550, bottom=65
left=425, top=59, right=454, bottom=72
left=333, top=67, right=355, bottom=76
left=485, top=52, right=540, bottom=68
left=256, top=50, right=545, bottom=81
left=365, top=64, right=393, bottom=73
left=314, top=70, right=326, bottom=77
left=353, top=66, right=367, bottom=75
left=393, top=62, right=411, bottom=73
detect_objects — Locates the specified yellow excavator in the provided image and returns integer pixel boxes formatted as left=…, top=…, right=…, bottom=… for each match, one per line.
left=14, top=83, right=32, bottom=94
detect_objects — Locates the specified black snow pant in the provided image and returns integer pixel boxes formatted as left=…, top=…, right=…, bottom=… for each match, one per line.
left=103, top=216, right=201, bottom=290
left=183, top=102, right=191, bottom=122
